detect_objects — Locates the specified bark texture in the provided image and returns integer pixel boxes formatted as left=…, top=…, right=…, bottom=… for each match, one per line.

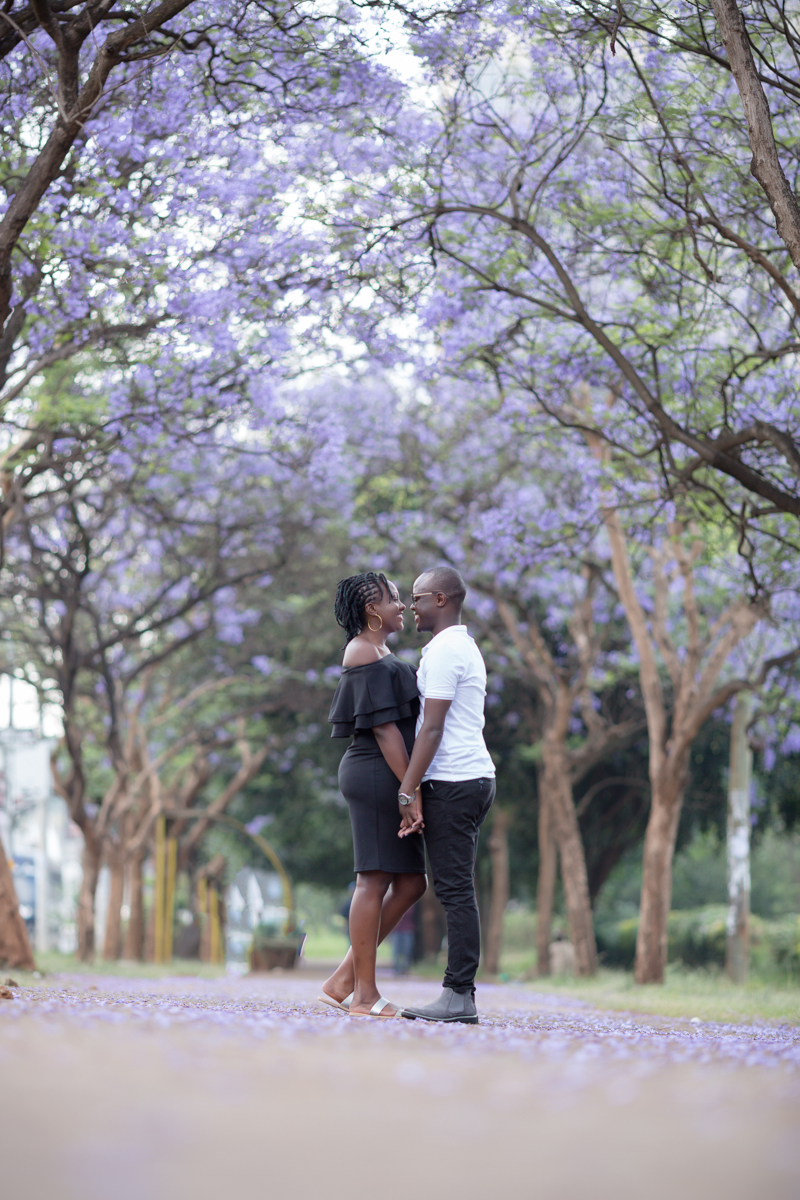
left=542, top=733, right=597, bottom=975
left=103, top=846, right=125, bottom=961
left=77, top=836, right=102, bottom=962
left=710, top=0, right=800, bottom=270
left=123, top=851, right=146, bottom=961
left=634, top=775, right=685, bottom=983
left=0, top=829, right=35, bottom=970
left=484, top=807, right=510, bottom=975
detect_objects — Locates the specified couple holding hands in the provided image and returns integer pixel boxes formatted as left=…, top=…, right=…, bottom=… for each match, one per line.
left=319, top=566, right=495, bottom=1024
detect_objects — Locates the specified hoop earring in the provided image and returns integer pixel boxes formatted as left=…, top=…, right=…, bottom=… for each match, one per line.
left=367, top=613, right=383, bottom=631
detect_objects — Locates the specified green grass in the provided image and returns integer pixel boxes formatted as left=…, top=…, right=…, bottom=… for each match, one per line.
left=512, top=966, right=800, bottom=1025
left=493, top=906, right=800, bottom=1024
left=1, top=931, right=387, bottom=989
left=301, top=927, right=392, bottom=964
left=4, top=950, right=229, bottom=985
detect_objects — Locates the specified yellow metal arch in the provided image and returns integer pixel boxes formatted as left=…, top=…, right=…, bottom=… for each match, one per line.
left=160, top=810, right=295, bottom=951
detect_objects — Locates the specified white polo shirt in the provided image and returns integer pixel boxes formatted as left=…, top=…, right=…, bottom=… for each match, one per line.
left=416, top=624, right=495, bottom=782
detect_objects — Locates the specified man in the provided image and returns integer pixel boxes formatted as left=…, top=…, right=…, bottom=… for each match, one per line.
left=396, top=566, right=495, bottom=1024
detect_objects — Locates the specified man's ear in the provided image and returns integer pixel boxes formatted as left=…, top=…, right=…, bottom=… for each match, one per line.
left=436, top=592, right=447, bottom=607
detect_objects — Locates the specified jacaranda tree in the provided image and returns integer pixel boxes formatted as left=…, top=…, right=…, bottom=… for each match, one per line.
left=0, top=399, right=347, bottom=957
left=0, top=0, right=391, bottom=539
left=323, top=3, right=800, bottom=536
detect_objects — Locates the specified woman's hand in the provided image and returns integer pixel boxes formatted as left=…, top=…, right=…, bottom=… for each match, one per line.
left=395, top=698, right=451, bottom=838
left=398, top=792, right=423, bottom=837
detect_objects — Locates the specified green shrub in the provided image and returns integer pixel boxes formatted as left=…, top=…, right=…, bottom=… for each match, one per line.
left=595, top=907, right=800, bottom=974
left=595, top=917, right=639, bottom=969
left=668, top=906, right=728, bottom=968
left=752, top=914, right=800, bottom=975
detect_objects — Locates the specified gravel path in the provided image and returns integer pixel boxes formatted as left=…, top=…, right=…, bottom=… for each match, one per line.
left=2, top=971, right=799, bottom=1199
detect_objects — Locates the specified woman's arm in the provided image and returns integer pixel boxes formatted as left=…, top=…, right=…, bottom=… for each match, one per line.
left=371, top=721, right=410, bottom=783
left=397, top=698, right=452, bottom=837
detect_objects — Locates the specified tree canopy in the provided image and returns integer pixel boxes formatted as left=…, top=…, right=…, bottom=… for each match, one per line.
left=1, top=0, right=799, bottom=976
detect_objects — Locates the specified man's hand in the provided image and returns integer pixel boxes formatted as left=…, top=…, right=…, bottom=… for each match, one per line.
left=398, top=794, right=424, bottom=837
left=396, top=697, right=450, bottom=839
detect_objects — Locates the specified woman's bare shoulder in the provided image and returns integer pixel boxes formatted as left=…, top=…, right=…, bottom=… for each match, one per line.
left=342, top=639, right=385, bottom=668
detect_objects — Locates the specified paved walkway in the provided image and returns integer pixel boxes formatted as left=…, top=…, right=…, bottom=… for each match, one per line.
left=2, top=971, right=799, bottom=1199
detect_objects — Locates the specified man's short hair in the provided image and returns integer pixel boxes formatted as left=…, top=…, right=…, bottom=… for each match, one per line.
left=420, top=566, right=467, bottom=608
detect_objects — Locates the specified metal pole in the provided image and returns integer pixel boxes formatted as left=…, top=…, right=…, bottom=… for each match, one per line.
left=35, top=689, right=49, bottom=956
left=163, top=836, right=177, bottom=961
left=153, top=815, right=166, bottom=963
left=197, top=876, right=208, bottom=962
left=165, top=808, right=296, bottom=933
left=726, top=692, right=752, bottom=983
left=35, top=789, right=48, bottom=955
left=209, top=885, right=222, bottom=964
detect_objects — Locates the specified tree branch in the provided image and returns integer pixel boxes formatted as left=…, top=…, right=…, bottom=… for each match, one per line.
left=603, top=508, right=667, bottom=772
left=710, top=0, right=800, bottom=270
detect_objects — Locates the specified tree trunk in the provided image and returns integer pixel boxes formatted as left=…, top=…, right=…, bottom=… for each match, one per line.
left=0, top=828, right=35, bottom=970
left=77, top=836, right=102, bottom=963
left=536, top=773, right=558, bottom=976
left=542, top=738, right=597, bottom=975
left=603, top=508, right=764, bottom=984
left=726, top=693, right=753, bottom=983
left=124, top=851, right=146, bottom=960
left=103, top=847, right=125, bottom=961
left=634, top=770, right=685, bottom=984
left=710, top=0, right=800, bottom=271
left=484, top=807, right=509, bottom=975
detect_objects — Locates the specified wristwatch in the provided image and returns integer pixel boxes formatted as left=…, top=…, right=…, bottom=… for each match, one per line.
left=398, top=792, right=416, bottom=806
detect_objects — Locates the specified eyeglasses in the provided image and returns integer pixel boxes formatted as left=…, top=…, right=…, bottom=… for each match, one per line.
left=410, top=592, right=454, bottom=604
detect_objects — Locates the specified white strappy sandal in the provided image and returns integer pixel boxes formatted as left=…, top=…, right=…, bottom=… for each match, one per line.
left=348, top=996, right=402, bottom=1019
left=317, top=991, right=354, bottom=1012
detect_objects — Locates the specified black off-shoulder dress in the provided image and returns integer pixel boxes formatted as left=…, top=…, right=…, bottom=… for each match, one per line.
left=328, top=655, right=426, bottom=875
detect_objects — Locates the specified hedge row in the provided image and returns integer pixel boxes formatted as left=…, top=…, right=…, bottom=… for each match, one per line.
left=595, top=906, right=800, bottom=973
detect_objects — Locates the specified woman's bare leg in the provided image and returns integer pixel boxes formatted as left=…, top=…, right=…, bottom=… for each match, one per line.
left=323, top=873, right=427, bottom=1007
left=349, top=871, right=393, bottom=1013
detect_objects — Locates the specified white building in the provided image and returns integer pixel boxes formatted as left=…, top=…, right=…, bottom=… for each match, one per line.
left=0, top=676, right=80, bottom=954
left=226, top=867, right=289, bottom=968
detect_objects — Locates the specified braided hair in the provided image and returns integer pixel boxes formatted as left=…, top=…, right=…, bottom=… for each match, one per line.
left=334, top=572, right=390, bottom=645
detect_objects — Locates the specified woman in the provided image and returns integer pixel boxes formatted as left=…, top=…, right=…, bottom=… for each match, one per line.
left=319, top=571, right=426, bottom=1018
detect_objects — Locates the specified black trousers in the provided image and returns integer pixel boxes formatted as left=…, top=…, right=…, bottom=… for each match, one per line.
left=422, top=776, right=495, bottom=993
